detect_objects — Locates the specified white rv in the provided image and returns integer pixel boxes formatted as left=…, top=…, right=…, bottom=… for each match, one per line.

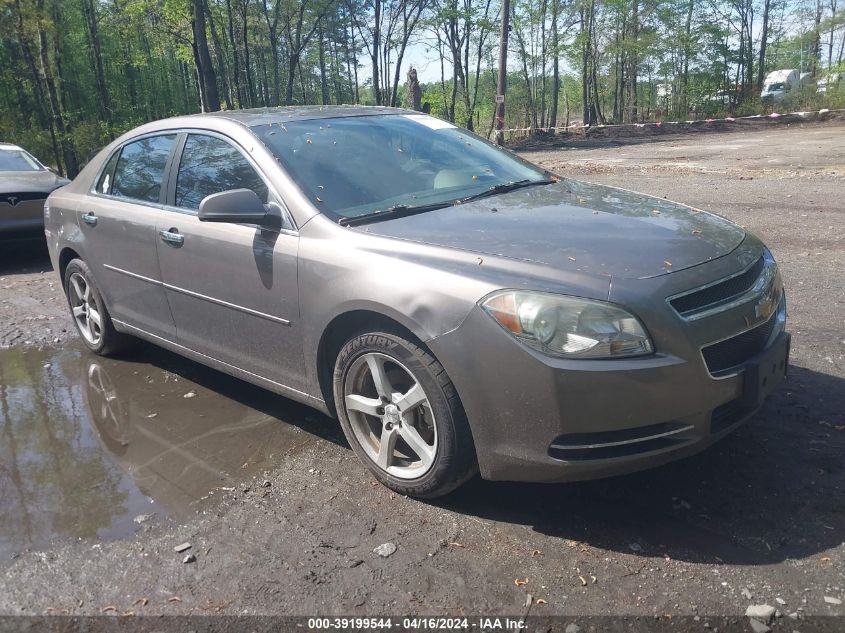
left=761, top=69, right=800, bottom=101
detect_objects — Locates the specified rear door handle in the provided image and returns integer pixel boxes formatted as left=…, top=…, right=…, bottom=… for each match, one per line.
left=82, top=212, right=97, bottom=226
left=159, top=229, right=184, bottom=246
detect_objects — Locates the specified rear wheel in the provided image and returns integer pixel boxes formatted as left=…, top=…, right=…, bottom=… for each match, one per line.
left=333, top=331, right=477, bottom=498
left=64, top=258, right=131, bottom=356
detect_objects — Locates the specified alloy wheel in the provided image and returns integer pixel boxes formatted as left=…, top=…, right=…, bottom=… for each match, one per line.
left=343, top=352, right=437, bottom=479
left=68, top=272, right=103, bottom=346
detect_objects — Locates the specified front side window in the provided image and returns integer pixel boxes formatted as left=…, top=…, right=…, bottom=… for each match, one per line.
left=111, top=135, right=176, bottom=204
left=0, top=148, right=42, bottom=172
left=254, top=114, right=548, bottom=220
left=175, top=134, right=268, bottom=210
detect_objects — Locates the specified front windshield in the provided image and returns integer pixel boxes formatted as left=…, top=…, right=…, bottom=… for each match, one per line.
left=766, top=83, right=785, bottom=91
left=255, top=114, right=549, bottom=220
left=0, top=148, right=43, bottom=172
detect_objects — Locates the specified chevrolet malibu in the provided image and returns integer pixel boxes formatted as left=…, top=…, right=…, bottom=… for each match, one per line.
left=45, top=107, right=789, bottom=498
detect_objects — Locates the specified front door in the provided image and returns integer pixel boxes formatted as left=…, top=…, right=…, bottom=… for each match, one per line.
left=154, top=133, right=305, bottom=392
left=78, top=134, right=178, bottom=341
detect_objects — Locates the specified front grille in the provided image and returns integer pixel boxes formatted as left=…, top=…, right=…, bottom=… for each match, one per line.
left=701, top=311, right=777, bottom=375
left=1, top=191, right=47, bottom=205
left=670, top=256, right=764, bottom=317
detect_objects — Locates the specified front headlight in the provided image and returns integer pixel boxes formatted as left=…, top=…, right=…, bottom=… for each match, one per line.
left=480, top=290, right=654, bottom=359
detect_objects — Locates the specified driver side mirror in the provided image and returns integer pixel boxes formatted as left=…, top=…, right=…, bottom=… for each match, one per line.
left=198, top=189, right=268, bottom=225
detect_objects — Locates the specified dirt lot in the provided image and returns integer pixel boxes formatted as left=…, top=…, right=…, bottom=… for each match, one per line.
left=0, top=123, right=843, bottom=629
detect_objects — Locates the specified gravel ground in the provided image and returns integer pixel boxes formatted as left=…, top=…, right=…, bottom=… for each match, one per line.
left=0, top=123, right=843, bottom=628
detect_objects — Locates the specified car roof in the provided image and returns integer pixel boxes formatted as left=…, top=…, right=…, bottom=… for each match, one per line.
left=187, top=105, right=411, bottom=128
left=0, top=143, right=24, bottom=151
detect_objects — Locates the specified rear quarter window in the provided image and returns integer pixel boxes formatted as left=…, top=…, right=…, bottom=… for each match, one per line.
left=111, top=135, right=176, bottom=204
left=96, top=150, right=120, bottom=195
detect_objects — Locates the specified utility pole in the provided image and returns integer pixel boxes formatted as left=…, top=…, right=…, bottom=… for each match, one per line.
left=495, top=0, right=511, bottom=145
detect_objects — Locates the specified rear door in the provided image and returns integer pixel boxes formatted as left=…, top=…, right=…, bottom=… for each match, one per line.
left=154, top=132, right=305, bottom=392
left=79, top=134, right=178, bottom=341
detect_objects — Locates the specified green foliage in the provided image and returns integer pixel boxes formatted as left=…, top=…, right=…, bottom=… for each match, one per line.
left=1, top=0, right=843, bottom=169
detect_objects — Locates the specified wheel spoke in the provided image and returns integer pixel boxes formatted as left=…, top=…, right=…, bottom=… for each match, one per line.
left=366, top=354, right=394, bottom=400
left=376, top=426, right=398, bottom=470
left=345, top=394, right=382, bottom=417
left=70, top=276, right=85, bottom=302
left=72, top=305, right=85, bottom=318
left=88, top=307, right=102, bottom=329
left=79, top=321, right=92, bottom=338
left=395, top=383, right=426, bottom=413
left=398, top=424, right=435, bottom=464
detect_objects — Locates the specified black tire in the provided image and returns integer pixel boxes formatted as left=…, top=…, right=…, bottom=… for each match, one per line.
left=333, top=331, right=477, bottom=498
left=64, top=258, right=132, bottom=356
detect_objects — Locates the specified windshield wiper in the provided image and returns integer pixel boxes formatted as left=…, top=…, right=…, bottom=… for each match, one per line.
left=338, top=200, right=455, bottom=227
left=337, top=178, right=556, bottom=227
left=458, top=178, right=556, bottom=204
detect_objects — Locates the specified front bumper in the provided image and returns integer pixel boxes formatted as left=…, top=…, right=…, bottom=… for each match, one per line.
left=0, top=217, right=44, bottom=236
left=1, top=198, right=46, bottom=236
left=428, top=250, right=788, bottom=483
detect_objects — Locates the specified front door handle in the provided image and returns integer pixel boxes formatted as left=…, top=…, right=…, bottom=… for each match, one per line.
left=82, top=212, right=97, bottom=226
left=159, top=229, right=184, bottom=246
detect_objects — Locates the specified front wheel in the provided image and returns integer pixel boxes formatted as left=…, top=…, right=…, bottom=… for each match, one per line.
left=333, top=332, right=477, bottom=498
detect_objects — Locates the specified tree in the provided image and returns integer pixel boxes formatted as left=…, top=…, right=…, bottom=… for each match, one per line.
left=192, top=0, right=220, bottom=111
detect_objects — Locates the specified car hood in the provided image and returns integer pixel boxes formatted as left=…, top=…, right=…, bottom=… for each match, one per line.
left=0, top=170, right=68, bottom=194
left=354, top=180, right=745, bottom=279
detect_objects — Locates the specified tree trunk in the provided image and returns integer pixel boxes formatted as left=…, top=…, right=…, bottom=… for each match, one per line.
left=15, top=6, right=60, bottom=171
left=581, top=2, right=591, bottom=125
left=828, top=0, right=838, bottom=69
left=225, top=0, right=244, bottom=106
left=549, top=0, right=559, bottom=130
left=285, top=53, right=298, bottom=104
left=811, top=0, right=822, bottom=75
left=34, top=0, right=78, bottom=176
left=371, top=0, right=382, bottom=105
left=405, top=68, right=422, bottom=110
left=318, top=27, right=329, bottom=105
left=193, top=0, right=221, bottom=111
left=682, top=0, right=693, bottom=114
left=81, top=0, right=110, bottom=122
left=349, top=20, right=360, bottom=103
left=757, top=0, right=770, bottom=89
left=206, top=0, right=234, bottom=109
left=626, top=0, right=638, bottom=123
left=240, top=1, right=256, bottom=106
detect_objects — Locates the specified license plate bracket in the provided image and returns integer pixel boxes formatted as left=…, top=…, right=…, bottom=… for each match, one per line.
left=739, top=332, right=790, bottom=410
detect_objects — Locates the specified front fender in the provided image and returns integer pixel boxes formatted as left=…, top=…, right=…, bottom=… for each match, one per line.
left=295, top=216, right=611, bottom=402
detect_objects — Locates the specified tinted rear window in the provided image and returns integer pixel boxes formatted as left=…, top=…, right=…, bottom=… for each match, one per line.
left=111, top=135, right=176, bottom=203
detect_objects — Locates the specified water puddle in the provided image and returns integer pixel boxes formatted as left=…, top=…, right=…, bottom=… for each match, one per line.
left=0, top=342, right=336, bottom=559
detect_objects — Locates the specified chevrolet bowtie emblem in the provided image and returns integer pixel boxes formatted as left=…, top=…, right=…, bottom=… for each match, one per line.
left=754, top=286, right=777, bottom=320
left=6, top=196, right=19, bottom=206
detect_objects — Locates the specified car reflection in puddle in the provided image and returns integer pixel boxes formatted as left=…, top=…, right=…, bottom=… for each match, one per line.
left=0, top=343, right=335, bottom=559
